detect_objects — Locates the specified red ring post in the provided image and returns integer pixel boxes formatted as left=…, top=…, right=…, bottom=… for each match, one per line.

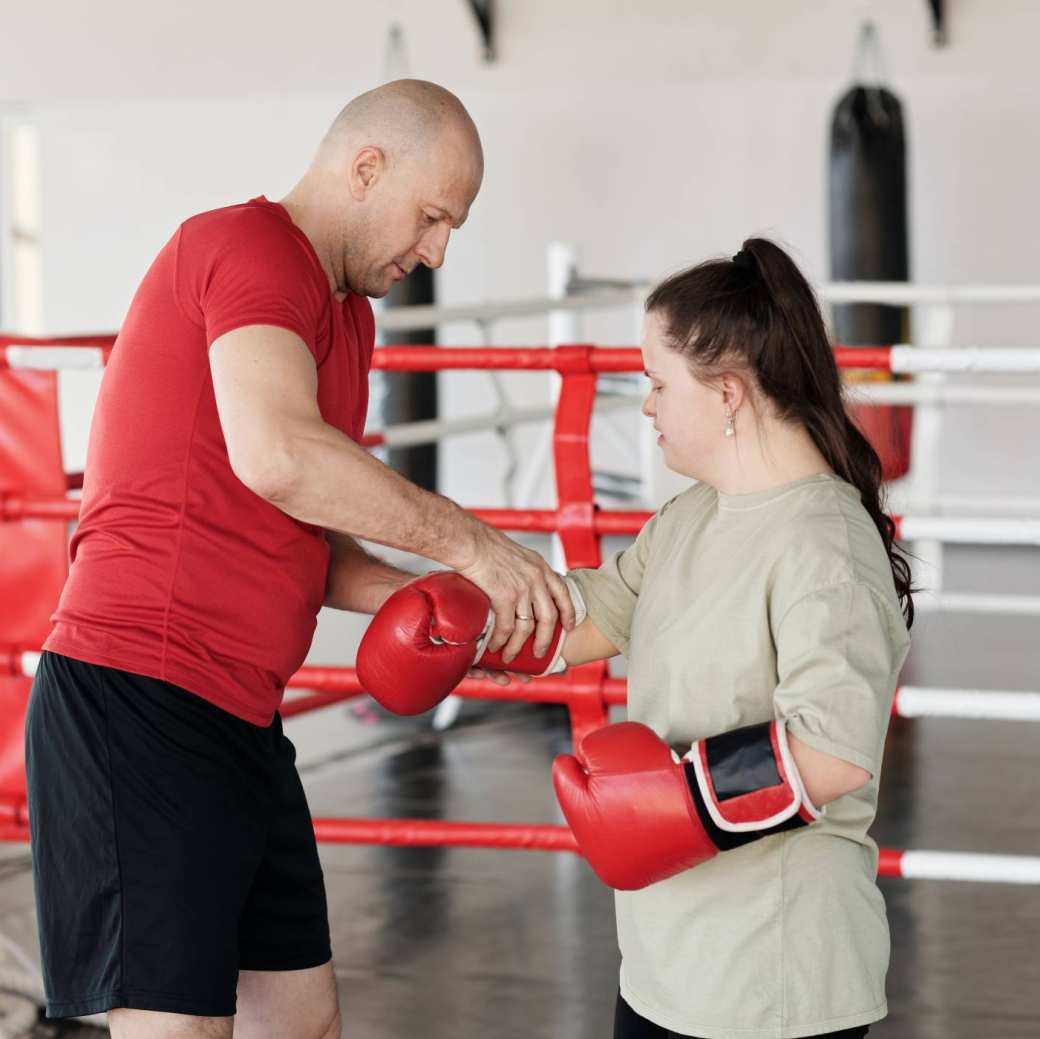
left=550, top=347, right=613, bottom=743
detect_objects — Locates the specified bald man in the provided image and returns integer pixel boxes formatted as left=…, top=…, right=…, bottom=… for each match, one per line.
left=26, top=80, right=574, bottom=1039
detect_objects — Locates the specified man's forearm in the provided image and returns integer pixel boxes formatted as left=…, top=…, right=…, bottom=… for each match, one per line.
left=263, top=419, right=484, bottom=568
left=324, top=535, right=414, bottom=614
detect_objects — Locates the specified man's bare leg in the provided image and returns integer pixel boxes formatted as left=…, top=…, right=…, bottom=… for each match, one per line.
left=234, top=961, right=341, bottom=1039
left=108, top=1009, right=233, bottom=1038
left=106, top=962, right=338, bottom=1039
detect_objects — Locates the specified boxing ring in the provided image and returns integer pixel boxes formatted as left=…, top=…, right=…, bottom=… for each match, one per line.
left=3, top=310, right=1040, bottom=887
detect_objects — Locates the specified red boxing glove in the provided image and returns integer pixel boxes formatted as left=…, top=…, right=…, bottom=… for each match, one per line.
left=356, top=572, right=492, bottom=715
left=358, top=572, right=585, bottom=715
left=553, top=719, right=820, bottom=890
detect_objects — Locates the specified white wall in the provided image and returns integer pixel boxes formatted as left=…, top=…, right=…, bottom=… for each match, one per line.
left=2, top=1, right=1038, bottom=660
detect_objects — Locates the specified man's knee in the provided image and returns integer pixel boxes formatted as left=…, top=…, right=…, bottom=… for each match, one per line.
left=318, top=1008, right=343, bottom=1039
left=234, top=958, right=340, bottom=1039
left=236, top=1006, right=340, bottom=1039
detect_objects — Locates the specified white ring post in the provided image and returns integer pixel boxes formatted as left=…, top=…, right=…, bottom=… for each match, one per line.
left=905, top=305, right=953, bottom=597
left=547, top=242, right=580, bottom=348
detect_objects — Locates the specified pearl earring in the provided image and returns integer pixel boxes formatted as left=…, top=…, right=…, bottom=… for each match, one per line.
left=724, top=410, right=735, bottom=438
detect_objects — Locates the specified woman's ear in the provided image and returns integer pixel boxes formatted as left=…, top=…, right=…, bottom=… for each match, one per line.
left=719, top=372, right=749, bottom=415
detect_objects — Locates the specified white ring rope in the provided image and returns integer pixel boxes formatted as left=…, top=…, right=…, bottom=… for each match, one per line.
left=16, top=653, right=40, bottom=678
left=375, top=282, right=1040, bottom=332
left=849, top=383, right=1040, bottom=406
left=912, top=592, right=1040, bottom=616
left=4, top=345, right=107, bottom=370
left=896, top=687, right=1040, bottom=721
left=899, top=517, right=1040, bottom=545
left=898, top=851, right=1040, bottom=885
left=822, top=283, right=1040, bottom=305
left=888, top=346, right=1040, bottom=374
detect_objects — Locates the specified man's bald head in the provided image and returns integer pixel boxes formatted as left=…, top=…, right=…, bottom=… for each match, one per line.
left=283, top=80, right=483, bottom=299
left=317, top=79, right=483, bottom=178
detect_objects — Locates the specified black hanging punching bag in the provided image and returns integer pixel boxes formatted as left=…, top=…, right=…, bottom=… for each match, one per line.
left=828, top=22, right=913, bottom=480
left=383, top=266, right=438, bottom=490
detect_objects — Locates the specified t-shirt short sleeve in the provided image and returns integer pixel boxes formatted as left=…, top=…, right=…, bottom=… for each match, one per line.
left=175, top=208, right=328, bottom=361
left=773, top=581, right=911, bottom=776
left=567, top=503, right=669, bottom=655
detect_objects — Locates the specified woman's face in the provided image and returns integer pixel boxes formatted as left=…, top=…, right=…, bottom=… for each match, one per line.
left=639, top=310, right=730, bottom=482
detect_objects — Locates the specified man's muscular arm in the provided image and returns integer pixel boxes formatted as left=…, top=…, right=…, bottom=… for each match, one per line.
left=211, top=326, right=481, bottom=562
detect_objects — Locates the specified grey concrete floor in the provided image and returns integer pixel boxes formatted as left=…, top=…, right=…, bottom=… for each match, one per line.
left=4, top=543, right=1040, bottom=1038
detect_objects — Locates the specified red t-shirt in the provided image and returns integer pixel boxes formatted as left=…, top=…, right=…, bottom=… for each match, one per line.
left=46, top=197, right=374, bottom=725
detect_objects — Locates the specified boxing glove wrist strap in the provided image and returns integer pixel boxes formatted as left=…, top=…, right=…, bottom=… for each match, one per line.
left=680, top=720, right=821, bottom=853
left=472, top=575, right=587, bottom=675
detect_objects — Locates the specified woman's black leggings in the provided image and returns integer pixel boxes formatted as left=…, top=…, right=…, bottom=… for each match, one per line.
left=614, top=993, right=870, bottom=1039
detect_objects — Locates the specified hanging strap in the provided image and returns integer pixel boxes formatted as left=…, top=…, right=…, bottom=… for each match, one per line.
left=849, top=21, right=891, bottom=127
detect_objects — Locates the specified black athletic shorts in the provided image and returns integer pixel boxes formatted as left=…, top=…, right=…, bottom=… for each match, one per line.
left=25, top=651, right=331, bottom=1019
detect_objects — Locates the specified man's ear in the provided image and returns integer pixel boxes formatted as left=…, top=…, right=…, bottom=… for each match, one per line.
left=349, top=146, right=384, bottom=201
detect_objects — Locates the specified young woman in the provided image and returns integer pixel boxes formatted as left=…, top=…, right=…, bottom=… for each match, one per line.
left=556, top=239, right=914, bottom=1039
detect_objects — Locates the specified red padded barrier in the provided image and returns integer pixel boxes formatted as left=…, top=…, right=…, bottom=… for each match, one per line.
left=0, top=370, right=68, bottom=803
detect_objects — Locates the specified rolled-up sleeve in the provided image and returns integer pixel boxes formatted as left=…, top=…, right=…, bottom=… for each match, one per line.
left=567, top=506, right=666, bottom=656
left=773, top=581, right=911, bottom=776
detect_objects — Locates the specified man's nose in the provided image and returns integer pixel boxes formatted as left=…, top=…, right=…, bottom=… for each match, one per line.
left=416, top=223, right=451, bottom=270
left=641, top=393, right=655, bottom=418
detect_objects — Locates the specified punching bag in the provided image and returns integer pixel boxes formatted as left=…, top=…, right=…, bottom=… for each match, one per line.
left=382, top=265, right=438, bottom=490
left=828, top=22, right=913, bottom=480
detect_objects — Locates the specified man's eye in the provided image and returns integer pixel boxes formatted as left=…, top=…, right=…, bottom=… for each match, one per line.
left=422, top=212, right=438, bottom=225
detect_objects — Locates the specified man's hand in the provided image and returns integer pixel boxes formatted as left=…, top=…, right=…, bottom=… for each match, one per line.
left=455, top=524, right=576, bottom=662
left=466, top=666, right=532, bottom=688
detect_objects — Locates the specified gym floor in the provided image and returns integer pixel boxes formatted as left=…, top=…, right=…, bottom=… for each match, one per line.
left=6, top=542, right=1040, bottom=1038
